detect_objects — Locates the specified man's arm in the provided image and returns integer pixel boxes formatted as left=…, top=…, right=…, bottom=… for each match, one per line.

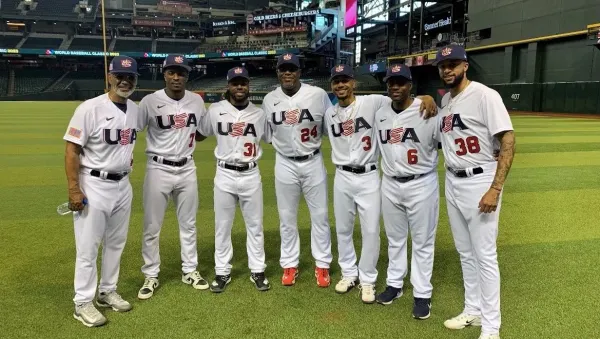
left=491, top=130, right=515, bottom=191
left=195, top=131, right=207, bottom=142
left=416, top=95, right=438, bottom=118
left=65, top=141, right=86, bottom=211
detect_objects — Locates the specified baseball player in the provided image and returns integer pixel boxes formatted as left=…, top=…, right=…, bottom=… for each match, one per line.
left=261, top=53, right=333, bottom=287
left=374, top=64, right=440, bottom=320
left=136, top=55, right=209, bottom=300
left=63, top=56, right=139, bottom=327
left=196, top=66, right=271, bottom=293
left=325, top=64, right=438, bottom=304
left=433, top=45, right=515, bottom=339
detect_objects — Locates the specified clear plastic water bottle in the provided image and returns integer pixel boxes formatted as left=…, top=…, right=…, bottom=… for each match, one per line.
left=57, top=198, right=88, bottom=215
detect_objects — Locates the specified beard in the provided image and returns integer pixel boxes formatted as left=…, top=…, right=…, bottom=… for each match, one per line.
left=444, top=70, right=465, bottom=89
left=116, top=88, right=134, bottom=98
left=230, top=91, right=249, bottom=104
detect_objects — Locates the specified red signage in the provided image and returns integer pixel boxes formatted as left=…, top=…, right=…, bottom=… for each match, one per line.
left=157, top=0, right=192, bottom=14
left=132, top=17, right=174, bottom=27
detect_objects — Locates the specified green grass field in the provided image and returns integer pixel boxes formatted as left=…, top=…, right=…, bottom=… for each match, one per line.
left=1, top=101, right=599, bottom=339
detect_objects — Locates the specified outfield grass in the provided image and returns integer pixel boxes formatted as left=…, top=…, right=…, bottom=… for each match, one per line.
left=1, top=102, right=599, bottom=339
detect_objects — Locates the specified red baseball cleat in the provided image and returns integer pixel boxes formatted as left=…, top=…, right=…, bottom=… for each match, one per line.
left=281, top=267, right=298, bottom=286
left=315, top=267, right=330, bottom=287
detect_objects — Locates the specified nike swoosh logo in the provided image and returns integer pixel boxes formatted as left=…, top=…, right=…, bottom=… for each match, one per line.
left=332, top=114, right=337, bottom=117
left=220, top=113, right=227, bottom=115
left=380, top=119, right=386, bottom=122
left=157, top=104, right=166, bottom=109
left=106, top=117, right=114, bottom=121
left=274, top=102, right=281, bottom=106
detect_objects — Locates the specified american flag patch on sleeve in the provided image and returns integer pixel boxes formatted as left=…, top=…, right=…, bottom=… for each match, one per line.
left=68, top=127, right=82, bottom=138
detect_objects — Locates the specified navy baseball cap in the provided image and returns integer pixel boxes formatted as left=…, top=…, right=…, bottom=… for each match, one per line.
left=329, top=64, right=354, bottom=81
left=277, top=53, right=300, bottom=68
left=383, top=64, right=412, bottom=82
left=163, top=54, right=192, bottom=72
left=433, top=45, right=468, bottom=66
left=227, top=66, right=250, bottom=81
left=109, top=56, right=139, bottom=75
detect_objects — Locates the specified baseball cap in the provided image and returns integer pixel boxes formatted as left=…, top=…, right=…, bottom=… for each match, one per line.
left=227, top=66, right=250, bottom=81
left=108, top=56, right=139, bottom=75
left=329, top=64, right=354, bottom=81
left=276, top=53, right=300, bottom=68
left=432, top=45, right=468, bottom=66
left=383, top=64, right=412, bottom=82
left=163, top=54, right=192, bottom=72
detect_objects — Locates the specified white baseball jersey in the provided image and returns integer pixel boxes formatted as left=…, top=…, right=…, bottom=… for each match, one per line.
left=63, top=93, right=139, bottom=173
left=325, top=95, right=390, bottom=167
left=198, top=100, right=270, bottom=164
left=137, top=89, right=206, bottom=159
left=439, top=81, right=513, bottom=169
left=262, top=83, right=332, bottom=157
left=375, top=98, right=440, bottom=177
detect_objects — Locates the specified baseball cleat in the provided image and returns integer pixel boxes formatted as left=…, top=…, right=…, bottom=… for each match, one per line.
left=444, top=313, right=482, bottom=329
left=359, top=284, right=376, bottom=304
left=315, top=267, right=331, bottom=287
left=413, top=298, right=431, bottom=319
left=376, top=286, right=403, bottom=305
left=250, top=272, right=271, bottom=291
left=335, top=276, right=359, bottom=294
left=138, top=277, right=159, bottom=300
left=478, top=335, right=500, bottom=339
left=96, top=291, right=132, bottom=312
left=210, top=274, right=231, bottom=293
left=73, top=302, right=107, bottom=327
left=182, top=271, right=209, bottom=290
left=281, top=267, right=298, bottom=286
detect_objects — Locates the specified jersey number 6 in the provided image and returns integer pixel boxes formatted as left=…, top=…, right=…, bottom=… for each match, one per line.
left=300, top=126, right=318, bottom=142
left=407, top=149, right=418, bottom=165
left=244, top=142, right=257, bottom=157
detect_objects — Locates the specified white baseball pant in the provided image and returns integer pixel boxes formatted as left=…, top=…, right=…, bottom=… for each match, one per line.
left=73, top=172, right=132, bottom=304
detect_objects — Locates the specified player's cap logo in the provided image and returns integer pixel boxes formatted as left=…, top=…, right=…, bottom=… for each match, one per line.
left=283, top=53, right=292, bottom=60
left=441, top=47, right=452, bottom=57
left=335, top=65, right=344, bottom=72
left=234, top=67, right=243, bottom=74
left=121, top=59, right=132, bottom=68
left=174, top=56, right=184, bottom=63
left=391, top=65, right=401, bottom=73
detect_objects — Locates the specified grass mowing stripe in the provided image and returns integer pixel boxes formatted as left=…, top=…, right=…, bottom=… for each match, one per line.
left=515, top=142, right=600, bottom=153
left=514, top=131, right=600, bottom=137
left=515, top=135, right=600, bottom=143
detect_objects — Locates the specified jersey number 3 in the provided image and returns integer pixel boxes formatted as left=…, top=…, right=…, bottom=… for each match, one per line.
left=244, top=142, right=257, bottom=157
left=300, top=126, right=318, bottom=142
left=455, top=136, right=480, bottom=156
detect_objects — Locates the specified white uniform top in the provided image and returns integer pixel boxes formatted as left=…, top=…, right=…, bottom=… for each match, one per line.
left=261, top=83, right=332, bottom=157
left=375, top=98, right=440, bottom=177
left=438, top=81, right=513, bottom=169
left=137, top=89, right=207, bottom=160
left=198, top=100, right=270, bottom=164
left=324, top=94, right=390, bottom=167
left=63, top=93, right=139, bottom=173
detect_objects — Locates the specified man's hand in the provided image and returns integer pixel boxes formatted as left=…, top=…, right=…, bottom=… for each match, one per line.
left=493, top=149, right=500, bottom=161
left=68, top=188, right=87, bottom=211
left=478, top=188, right=501, bottom=213
left=195, top=131, right=206, bottom=142
left=417, top=95, right=438, bottom=119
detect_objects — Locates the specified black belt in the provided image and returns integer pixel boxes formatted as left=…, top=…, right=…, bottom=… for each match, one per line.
left=447, top=166, right=484, bottom=178
left=392, top=171, right=429, bottom=183
left=221, top=162, right=256, bottom=172
left=152, top=155, right=190, bottom=167
left=337, top=164, right=377, bottom=174
left=90, top=170, right=128, bottom=181
left=286, top=149, right=320, bottom=161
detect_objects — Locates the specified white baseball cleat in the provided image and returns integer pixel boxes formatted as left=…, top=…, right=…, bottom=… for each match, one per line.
left=138, top=277, right=159, bottom=300
left=479, top=334, right=500, bottom=339
left=73, top=302, right=107, bottom=327
left=444, top=313, right=482, bottom=329
left=359, top=283, right=376, bottom=304
left=182, top=271, right=209, bottom=290
left=335, top=276, right=359, bottom=294
left=96, top=291, right=132, bottom=312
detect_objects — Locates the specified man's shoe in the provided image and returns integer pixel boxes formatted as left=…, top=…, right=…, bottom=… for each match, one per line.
left=315, top=267, right=330, bottom=287
left=335, top=276, right=359, bottom=294
left=182, top=271, right=209, bottom=290
left=250, top=272, right=271, bottom=291
left=138, top=277, right=159, bottom=300
left=73, top=302, right=107, bottom=327
left=210, top=274, right=231, bottom=293
left=359, top=283, right=376, bottom=304
left=479, top=335, right=500, bottom=339
left=96, top=291, right=132, bottom=312
left=376, top=286, right=403, bottom=305
left=282, top=267, right=298, bottom=286
left=444, top=313, right=482, bottom=329
left=413, top=298, right=431, bottom=319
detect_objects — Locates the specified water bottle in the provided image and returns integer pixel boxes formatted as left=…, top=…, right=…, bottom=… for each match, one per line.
left=57, top=198, right=88, bottom=215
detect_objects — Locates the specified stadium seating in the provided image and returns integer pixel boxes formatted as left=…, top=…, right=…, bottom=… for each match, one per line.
left=68, top=36, right=105, bottom=51
left=0, top=70, right=8, bottom=97
left=113, top=38, right=153, bottom=52
left=0, top=34, right=23, bottom=48
left=12, top=69, right=64, bottom=95
left=155, top=40, right=199, bottom=54
left=33, top=0, right=98, bottom=19
left=0, top=0, right=23, bottom=15
left=21, top=37, right=64, bottom=49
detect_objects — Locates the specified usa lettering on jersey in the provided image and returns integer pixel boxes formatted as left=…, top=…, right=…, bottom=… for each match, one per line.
left=271, top=109, right=314, bottom=125
left=155, top=113, right=198, bottom=129
left=103, top=128, right=137, bottom=145
left=217, top=122, right=257, bottom=137
left=378, top=127, right=420, bottom=144
left=440, top=113, right=468, bottom=133
left=330, top=117, right=372, bottom=137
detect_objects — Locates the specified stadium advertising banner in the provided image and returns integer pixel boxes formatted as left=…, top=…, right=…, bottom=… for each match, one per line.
left=212, top=20, right=236, bottom=28
left=157, top=0, right=192, bottom=14
left=132, top=17, right=174, bottom=27
left=0, top=48, right=298, bottom=60
left=344, top=0, right=357, bottom=28
left=355, top=61, right=386, bottom=75
left=250, top=9, right=319, bottom=22
left=248, top=25, right=307, bottom=35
